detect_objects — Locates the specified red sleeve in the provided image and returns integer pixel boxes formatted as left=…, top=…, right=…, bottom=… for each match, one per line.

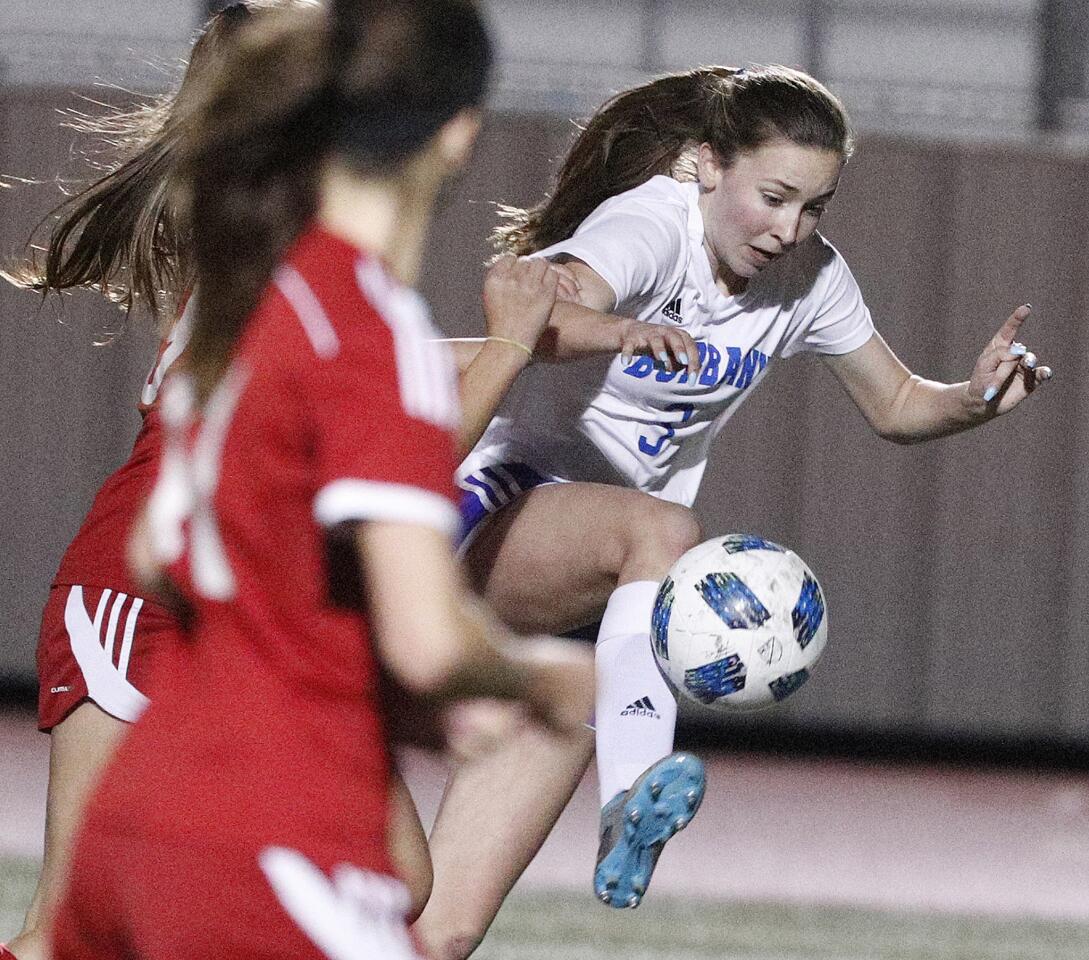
left=298, top=285, right=462, bottom=539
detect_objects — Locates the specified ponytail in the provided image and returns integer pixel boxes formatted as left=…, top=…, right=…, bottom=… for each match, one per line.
left=495, top=64, right=852, bottom=256
left=0, top=2, right=264, bottom=328
left=184, top=0, right=492, bottom=403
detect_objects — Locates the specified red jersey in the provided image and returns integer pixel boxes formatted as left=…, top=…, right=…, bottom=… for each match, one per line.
left=52, top=302, right=193, bottom=593
left=87, top=225, right=461, bottom=874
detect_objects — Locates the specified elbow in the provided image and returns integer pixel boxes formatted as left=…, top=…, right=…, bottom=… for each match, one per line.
left=868, top=399, right=921, bottom=445
left=874, top=422, right=920, bottom=445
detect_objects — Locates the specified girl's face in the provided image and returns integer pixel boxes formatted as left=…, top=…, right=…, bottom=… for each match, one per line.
left=696, top=138, right=843, bottom=295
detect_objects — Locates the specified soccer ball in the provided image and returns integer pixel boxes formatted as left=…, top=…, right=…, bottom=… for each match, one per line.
left=650, top=534, right=828, bottom=711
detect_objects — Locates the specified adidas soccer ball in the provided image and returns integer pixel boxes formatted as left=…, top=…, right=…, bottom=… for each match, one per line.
left=651, top=534, right=828, bottom=712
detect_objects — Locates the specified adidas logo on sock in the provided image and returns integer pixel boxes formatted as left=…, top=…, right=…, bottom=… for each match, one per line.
left=620, top=696, right=661, bottom=719
left=661, top=297, right=683, bottom=323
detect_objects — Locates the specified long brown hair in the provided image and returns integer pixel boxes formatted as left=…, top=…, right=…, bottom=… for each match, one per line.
left=1, top=2, right=274, bottom=328
left=182, top=0, right=493, bottom=402
left=495, top=64, right=853, bottom=255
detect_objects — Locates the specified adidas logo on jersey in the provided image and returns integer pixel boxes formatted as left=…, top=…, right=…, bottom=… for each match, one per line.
left=661, top=298, right=683, bottom=324
left=621, top=696, right=661, bottom=719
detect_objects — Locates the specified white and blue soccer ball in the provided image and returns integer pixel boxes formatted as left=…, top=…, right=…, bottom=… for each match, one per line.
left=651, top=534, right=828, bottom=712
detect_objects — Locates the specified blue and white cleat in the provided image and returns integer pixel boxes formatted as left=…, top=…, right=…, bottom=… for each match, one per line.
left=593, top=751, right=705, bottom=908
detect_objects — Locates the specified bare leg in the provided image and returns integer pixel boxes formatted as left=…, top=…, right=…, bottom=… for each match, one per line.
left=413, top=482, right=700, bottom=960
left=387, top=767, right=433, bottom=923
left=419, top=725, right=593, bottom=960
left=8, top=702, right=126, bottom=960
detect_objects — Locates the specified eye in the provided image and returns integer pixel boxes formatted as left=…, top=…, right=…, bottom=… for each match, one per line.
left=803, top=202, right=827, bottom=218
left=762, top=193, right=784, bottom=207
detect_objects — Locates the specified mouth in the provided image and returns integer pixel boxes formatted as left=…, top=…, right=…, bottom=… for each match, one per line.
left=748, top=245, right=778, bottom=265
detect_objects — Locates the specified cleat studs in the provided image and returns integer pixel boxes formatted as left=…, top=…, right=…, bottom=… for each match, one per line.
left=674, top=816, right=689, bottom=831
left=627, top=808, right=641, bottom=825
left=685, top=789, right=699, bottom=808
left=627, top=894, right=641, bottom=908
left=599, top=891, right=612, bottom=904
left=633, top=880, right=646, bottom=896
left=649, top=781, right=663, bottom=800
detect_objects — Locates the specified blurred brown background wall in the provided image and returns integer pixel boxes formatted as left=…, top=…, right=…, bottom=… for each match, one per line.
left=2, top=89, right=1086, bottom=745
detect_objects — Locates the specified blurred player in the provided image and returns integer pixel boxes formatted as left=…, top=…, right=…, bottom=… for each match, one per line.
left=414, top=64, right=1052, bottom=955
left=0, top=8, right=262, bottom=959
left=1, top=3, right=563, bottom=959
left=48, top=2, right=594, bottom=959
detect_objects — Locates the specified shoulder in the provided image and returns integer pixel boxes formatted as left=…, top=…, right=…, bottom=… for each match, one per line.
left=540, top=176, right=691, bottom=268
left=581, top=175, right=691, bottom=232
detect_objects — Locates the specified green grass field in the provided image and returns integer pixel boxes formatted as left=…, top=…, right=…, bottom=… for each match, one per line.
left=4, top=856, right=1087, bottom=959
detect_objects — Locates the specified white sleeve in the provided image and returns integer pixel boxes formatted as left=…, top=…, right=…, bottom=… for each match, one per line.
left=534, top=193, right=687, bottom=308
left=785, top=247, right=875, bottom=357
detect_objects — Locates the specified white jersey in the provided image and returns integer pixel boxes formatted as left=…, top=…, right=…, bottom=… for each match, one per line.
left=458, top=175, right=874, bottom=517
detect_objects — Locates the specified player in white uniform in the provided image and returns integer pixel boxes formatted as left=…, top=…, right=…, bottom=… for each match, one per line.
left=460, top=174, right=873, bottom=510
left=414, top=65, right=1050, bottom=956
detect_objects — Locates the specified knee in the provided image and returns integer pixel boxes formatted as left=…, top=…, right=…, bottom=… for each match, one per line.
left=624, top=501, right=702, bottom=572
left=657, top=502, right=703, bottom=560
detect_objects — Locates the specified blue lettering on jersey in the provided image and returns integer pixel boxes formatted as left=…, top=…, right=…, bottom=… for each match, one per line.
left=698, top=344, right=721, bottom=386
left=622, top=342, right=768, bottom=391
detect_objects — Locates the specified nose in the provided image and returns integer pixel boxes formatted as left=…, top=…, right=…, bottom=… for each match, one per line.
left=771, top=207, right=802, bottom=250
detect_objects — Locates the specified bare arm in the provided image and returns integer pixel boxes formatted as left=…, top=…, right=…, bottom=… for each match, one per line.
left=533, top=258, right=700, bottom=376
left=454, top=256, right=563, bottom=455
left=822, top=304, right=1052, bottom=444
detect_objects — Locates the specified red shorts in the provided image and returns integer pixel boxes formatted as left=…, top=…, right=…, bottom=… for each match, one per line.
left=36, top=584, right=182, bottom=731
left=53, top=820, right=426, bottom=960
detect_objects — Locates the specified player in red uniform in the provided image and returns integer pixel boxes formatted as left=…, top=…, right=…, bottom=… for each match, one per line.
left=0, top=9, right=254, bottom=959
left=4, top=4, right=570, bottom=960
left=48, top=2, right=593, bottom=958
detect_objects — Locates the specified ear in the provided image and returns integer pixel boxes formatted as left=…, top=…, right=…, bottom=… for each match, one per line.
left=434, top=109, right=482, bottom=171
left=696, top=142, right=723, bottom=190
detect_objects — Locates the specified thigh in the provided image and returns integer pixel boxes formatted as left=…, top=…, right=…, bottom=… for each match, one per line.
left=14, top=701, right=128, bottom=950
left=463, top=481, right=663, bottom=634
left=413, top=723, right=593, bottom=958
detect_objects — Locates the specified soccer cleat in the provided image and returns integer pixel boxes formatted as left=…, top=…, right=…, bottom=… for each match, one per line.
left=593, top=751, right=706, bottom=909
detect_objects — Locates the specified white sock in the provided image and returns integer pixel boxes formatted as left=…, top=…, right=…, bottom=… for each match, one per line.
left=594, top=580, right=677, bottom=808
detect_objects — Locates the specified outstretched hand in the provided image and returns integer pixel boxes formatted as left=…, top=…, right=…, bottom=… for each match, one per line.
left=968, top=304, right=1052, bottom=416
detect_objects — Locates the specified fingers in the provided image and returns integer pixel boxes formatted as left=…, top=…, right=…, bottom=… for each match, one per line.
left=549, top=262, right=581, bottom=303
left=620, top=322, right=700, bottom=376
left=982, top=341, right=1052, bottom=404
left=989, top=303, right=1032, bottom=352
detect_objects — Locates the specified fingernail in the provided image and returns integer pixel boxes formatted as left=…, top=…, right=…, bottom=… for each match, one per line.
left=1010, top=342, right=1026, bottom=357
left=1023, top=303, right=1032, bottom=310
left=678, top=352, right=689, bottom=365
left=658, top=352, right=670, bottom=363
left=622, top=355, right=631, bottom=366
left=1023, top=353, right=1037, bottom=369
left=983, top=385, right=998, bottom=402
